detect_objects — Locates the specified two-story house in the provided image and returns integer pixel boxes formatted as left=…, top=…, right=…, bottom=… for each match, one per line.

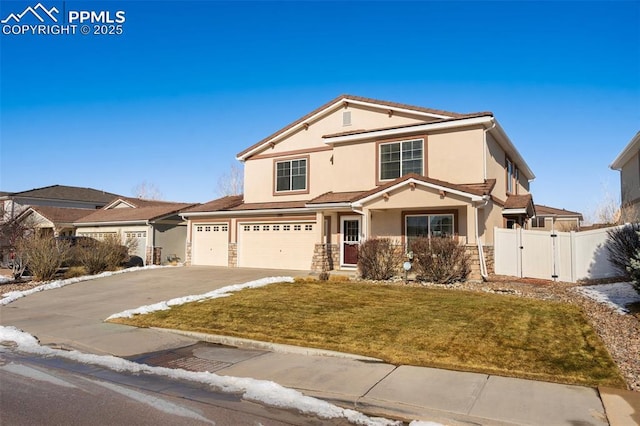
left=182, top=95, right=535, bottom=278
left=610, top=131, right=640, bottom=223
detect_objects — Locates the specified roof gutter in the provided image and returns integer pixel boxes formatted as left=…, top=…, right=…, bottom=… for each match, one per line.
left=304, top=202, right=353, bottom=210
left=76, top=220, right=149, bottom=227
left=182, top=207, right=314, bottom=219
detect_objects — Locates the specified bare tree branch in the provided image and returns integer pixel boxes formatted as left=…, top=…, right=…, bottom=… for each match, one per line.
left=132, top=181, right=164, bottom=200
left=216, top=163, right=244, bottom=197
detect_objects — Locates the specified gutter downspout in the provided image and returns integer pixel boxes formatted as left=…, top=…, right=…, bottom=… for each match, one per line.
left=475, top=198, right=490, bottom=280
left=483, top=119, right=496, bottom=181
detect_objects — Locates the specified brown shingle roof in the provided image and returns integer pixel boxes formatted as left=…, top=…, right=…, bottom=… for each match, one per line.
left=76, top=201, right=196, bottom=223
left=236, top=94, right=492, bottom=159
left=354, top=174, right=494, bottom=202
left=504, top=194, right=534, bottom=210
left=182, top=195, right=244, bottom=213
left=307, top=191, right=368, bottom=204
left=10, top=185, right=120, bottom=204
left=306, top=176, right=496, bottom=207
left=535, top=204, right=583, bottom=219
left=31, top=206, right=95, bottom=223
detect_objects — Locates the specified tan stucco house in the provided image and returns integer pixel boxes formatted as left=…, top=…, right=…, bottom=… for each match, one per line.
left=182, top=95, right=536, bottom=278
left=14, top=206, right=95, bottom=238
left=610, top=131, right=640, bottom=222
left=75, top=197, right=196, bottom=265
left=529, top=204, right=583, bottom=231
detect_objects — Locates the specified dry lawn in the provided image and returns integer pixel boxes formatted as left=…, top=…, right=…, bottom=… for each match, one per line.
left=110, top=280, right=625, bottom=388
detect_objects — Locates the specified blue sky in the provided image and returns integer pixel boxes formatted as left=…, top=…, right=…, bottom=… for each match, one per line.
left=1, top=1, right=638, bottom=221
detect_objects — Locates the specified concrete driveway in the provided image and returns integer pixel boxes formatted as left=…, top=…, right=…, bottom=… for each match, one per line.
left=0, top=266, right=306, bottom=356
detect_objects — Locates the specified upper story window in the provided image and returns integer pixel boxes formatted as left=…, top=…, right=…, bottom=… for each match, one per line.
left=275, top=158, right=307, bottom=192
left=379, top=139, right=423, bottom=181
left=506, top=157, right=519, bottom=194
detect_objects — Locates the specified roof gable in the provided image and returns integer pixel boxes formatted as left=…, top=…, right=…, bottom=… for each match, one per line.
left=352, top=174, right=493, bottom=206
left=76, top=199, right=197, bottom=224
left=236, top=94, right=490, bottom=161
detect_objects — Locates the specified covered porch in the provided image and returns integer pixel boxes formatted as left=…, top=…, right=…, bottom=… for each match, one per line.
left=307, top=174, right=496, bottom=278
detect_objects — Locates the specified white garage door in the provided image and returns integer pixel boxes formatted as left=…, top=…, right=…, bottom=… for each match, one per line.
left=238, top=222, right=316, bottom=270
left=124, top=231, right=147, bottom=261
left=192, top=223, right=229, bottom=266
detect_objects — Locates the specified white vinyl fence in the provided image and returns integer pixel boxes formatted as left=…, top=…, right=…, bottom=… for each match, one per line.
left=494, top=226, right=622, bottom=282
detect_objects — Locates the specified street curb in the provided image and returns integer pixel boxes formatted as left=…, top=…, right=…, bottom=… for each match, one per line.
left=150, top=327, right=385, bottom=362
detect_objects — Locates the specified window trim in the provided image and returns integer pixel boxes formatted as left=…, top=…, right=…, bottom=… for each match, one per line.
left=272, top=155, right=310, bottom=196
left=376, top=135, right=427, bottom=185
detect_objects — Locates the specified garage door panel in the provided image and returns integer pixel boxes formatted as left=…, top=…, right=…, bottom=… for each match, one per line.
left=239, top=222, right=316, bottom=270
left=192, top=223, right=229, bottom=266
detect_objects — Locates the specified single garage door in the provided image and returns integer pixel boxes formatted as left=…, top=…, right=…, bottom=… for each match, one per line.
left=124, top=230, right=147, bottom=262
left=238, top=222, right=316, bottom=270
left=192, top=223, right=229, bottom=266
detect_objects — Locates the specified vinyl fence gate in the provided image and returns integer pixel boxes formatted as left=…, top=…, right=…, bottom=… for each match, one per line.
left=493, top=226, right=620, bottom=283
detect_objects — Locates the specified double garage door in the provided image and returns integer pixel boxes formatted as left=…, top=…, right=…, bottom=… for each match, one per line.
left=238, top=222, right=316, bottom=270
left=191, top=221, right=316, bottom=270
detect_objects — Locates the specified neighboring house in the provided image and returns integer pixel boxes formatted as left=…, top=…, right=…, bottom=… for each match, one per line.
left=182, top=94, right=536, bottom=278
left=610, top=131, right=640, bottom=223
left=74, top=197, right=197, bottom=265
left=529, top=204, right=583, bottom=231
left=14, top=206, right=96, bottom=237
left=0, top=185, right=121, bottom=265
left=0, top=184, right=120, bottom=221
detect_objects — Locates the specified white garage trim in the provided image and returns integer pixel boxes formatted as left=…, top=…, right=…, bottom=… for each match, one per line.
left=238, top=220, right=316, bottom=270
left=191, top=222, right=229, bottom=266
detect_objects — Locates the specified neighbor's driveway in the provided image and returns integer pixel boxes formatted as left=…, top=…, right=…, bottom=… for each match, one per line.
left=0, top=267, right=305, bottom=357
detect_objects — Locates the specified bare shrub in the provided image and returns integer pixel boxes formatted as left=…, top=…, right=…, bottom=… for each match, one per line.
left=16, top=234, right=69, bottom=281
left=410, top=237, right=470, bottom=284
left=358, top=238, right=402, bottom=280
left=76, top=234, right=128, bottom=274
left=64, top=266, right=88, bottom=279
left=605, top=224, right=640, bottom=280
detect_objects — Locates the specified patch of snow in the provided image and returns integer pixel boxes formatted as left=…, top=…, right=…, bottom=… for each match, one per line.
left=0, top=265, right=173, bottom=306
left=575, top=282, right=640, bottom=314
left=105, top=276, right=295, bottom=320
left=0, top=275, right=12, bottom=284
left=0, top=326, right=403, bottom=426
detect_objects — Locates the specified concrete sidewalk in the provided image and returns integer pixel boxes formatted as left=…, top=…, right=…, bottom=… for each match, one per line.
left=132, top=331, right=623, bottom=426
left=1, top=267, right=637, bottom=425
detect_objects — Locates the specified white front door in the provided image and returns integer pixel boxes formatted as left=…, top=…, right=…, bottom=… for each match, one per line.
left=340, top=215, right=361, bottom=267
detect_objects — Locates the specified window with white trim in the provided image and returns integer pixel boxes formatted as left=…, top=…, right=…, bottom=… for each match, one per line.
left=531, top=216, right=546, bottom=228
left=379, top=139, right=423, bottom=180
left=405, top=214, right=454, bottom=246
left=506, top=157, right=518, bottom=194
left=276, top=158, right=307, bottom=192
